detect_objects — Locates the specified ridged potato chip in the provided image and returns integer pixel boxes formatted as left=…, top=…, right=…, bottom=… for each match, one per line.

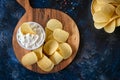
left=106, top=0, right=120, bottom=4
left=93, top=3, right=115, bottom=23
left=45, top=27, right=53, bottom=39
left=37, top=55, right=54, bottom=72
left=21, top=52, right=38, bottom=66
left=91, top=0, right=96, bottom=15
left=116, top=18, right=120, bottom=26
left=33, top=46, right=43, bottom=60
left=44, top=40, right=59, bottom=55
left=45, top=34, right=54, bottom=42
left=100, top=4, right=115, bottom=18
left=93, top=3, right=103, bottom=13
left=21, top=23, right=36, bottom=34
left=94, top=22, right=107, bottom=29
left=109, top=14, right=119, bottom=22
left=112, top=3, right=119, bottom=7
left=50, top=51, right=63, bottom=65
left=116, top=5, right=120, bottom=16
left=96, top=0, right=104, bottom=4
left=104, top=20, right=116, bottom=33
left=46, top=19, right=63, bottom=31
left=97, top=0, right=120, bottom=4
left=53, top=29, right=69, bottom=42
left=58, top=43, right=72, bottom=59
left=94, top=15, right=119, bottom=29
left=93, top=11, right=110, bottom=23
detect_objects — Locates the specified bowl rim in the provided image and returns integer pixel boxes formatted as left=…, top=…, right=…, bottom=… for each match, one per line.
left=16, top=22, right=46, bottom=50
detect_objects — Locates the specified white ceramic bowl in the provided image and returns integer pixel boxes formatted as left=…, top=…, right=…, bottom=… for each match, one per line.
left=16, top=22, right=46, bottom=50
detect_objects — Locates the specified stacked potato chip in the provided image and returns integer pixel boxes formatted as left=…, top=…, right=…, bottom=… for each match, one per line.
left=91, top=0, right=120, bottom=33
left=21, top=19, right=72, bottom=72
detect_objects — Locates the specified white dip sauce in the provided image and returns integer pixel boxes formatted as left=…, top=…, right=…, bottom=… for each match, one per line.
left=16, top=22, right=45, bottom=50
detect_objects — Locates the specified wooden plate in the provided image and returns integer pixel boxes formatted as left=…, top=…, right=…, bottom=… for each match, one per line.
left=12, top=0, right=80, bottom=74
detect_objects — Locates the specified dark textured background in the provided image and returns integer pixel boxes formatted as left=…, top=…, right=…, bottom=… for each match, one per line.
left=0, top=0, right=120, bottom=80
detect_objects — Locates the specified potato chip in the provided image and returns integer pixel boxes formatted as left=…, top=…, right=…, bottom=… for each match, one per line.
left=33, top=46, right=43, bottom=60
left=94, top=15, right=119, bottom=29
left=44, top=40, right=59, bottom=55
left=96, top=0, right=103, bottom=4
left=53, top=29, right=69, bottom=42
left=109, top=14, right=119, bottom=22
left=94, top=22, right=106, bottom=29
left=21, top=52, right=38, bottom=66
left=104, top=20, right=116, bottom=33
left=93, top=3, right=103, bottom=13
left=93, top=11, right=110, bottom=23
left=116, top=17, right=120, bottom=27
left=92, top=1, right=108, bottom=14
left=50, top=51, right=63, bottom=65
left=93, top=3, right=115, bottom=23
left=21, top=23, right=36, bottom=34
left=58, top=43, right=72, bottom=59
left=116, top=5, right=120, bottom=16
left=45, top=34, right=54, bottom=42
left=116, top=0, right=120, bottom=3
left=45, top=27, right=53, bottom=39
left=37, top=55, right=54, bottom=72
left=97, top=0, right=120, bottom=4
left=112, top=3, right=119, bottom=7
left=46, top=19, right=63, bottom=31
left=91, top=0, right=96, bottom=15
left=101, top=3, right=115, bottom=18
left=92, top=0, right=101, bottom=14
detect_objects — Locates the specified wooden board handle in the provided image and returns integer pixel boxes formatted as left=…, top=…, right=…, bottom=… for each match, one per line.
left=17, top=0, right=32, bottom=11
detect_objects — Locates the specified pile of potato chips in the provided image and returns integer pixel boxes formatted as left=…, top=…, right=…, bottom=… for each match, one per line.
left=91, top=0, right=120, bottom=33
left=21, top=19, right=72, bottom=72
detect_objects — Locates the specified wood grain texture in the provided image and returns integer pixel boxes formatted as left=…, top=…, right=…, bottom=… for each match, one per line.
left=12, top=0, right=80, bottom=74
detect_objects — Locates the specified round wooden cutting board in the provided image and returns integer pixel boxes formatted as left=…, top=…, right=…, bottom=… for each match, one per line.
left=12, top=0, right=80, bottom=74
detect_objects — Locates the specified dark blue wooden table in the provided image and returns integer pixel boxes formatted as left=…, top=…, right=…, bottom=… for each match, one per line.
left=0, top=0, right=120, bottom=80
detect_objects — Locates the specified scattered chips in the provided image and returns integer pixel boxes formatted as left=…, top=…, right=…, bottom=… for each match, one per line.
left=21, top=52, right=38, bottom=66
left=91, top=0, right=120, bottom=33
left=21, top=23, right=36, bottom=34
left=46, top=19, right=63, bottom=31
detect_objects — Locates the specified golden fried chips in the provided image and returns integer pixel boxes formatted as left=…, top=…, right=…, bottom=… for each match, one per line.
left=91, top=0, right=120, bottom=33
